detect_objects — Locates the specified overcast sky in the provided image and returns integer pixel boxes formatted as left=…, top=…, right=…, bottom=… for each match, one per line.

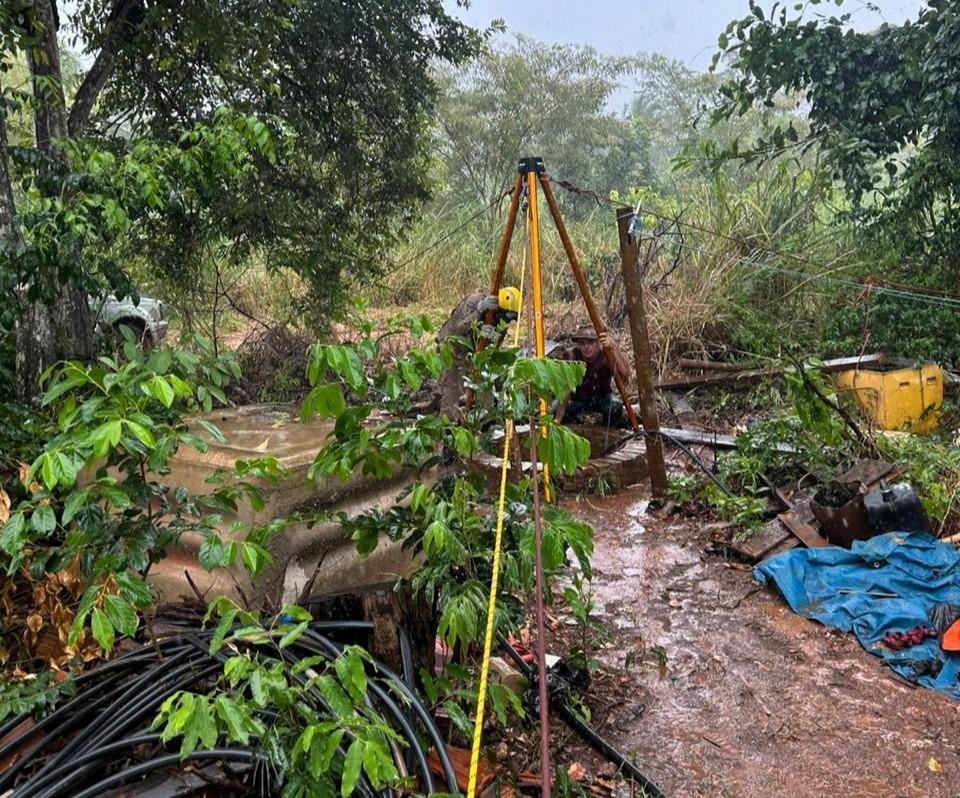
left=446, top=0, right=927, bottom=70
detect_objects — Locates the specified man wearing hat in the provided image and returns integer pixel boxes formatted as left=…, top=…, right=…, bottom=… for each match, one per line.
left=554, top=325, right=628, bottom=426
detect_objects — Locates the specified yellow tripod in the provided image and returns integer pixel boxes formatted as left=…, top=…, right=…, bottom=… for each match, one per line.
left=480, top=156, right=641, bottom=430
left=466, top=157, right=644, bottom=798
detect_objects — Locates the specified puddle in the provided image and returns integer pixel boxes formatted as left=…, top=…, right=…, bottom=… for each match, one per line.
left=556, top=486, right=960, bottom=798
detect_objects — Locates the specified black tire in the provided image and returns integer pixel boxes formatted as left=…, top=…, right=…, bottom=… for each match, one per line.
left=104, top=318, right=153, bottom=356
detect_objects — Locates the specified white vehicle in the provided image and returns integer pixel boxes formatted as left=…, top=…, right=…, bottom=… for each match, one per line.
left=92, top=295, right=169, bottom=346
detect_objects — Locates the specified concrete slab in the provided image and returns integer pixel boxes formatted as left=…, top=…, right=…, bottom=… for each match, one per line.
left=148, top=404, right=418, bottom=608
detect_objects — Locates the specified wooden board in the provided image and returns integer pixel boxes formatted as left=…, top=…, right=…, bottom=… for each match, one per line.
left=837, top=459, right=897, bottom=487
left=731, top=517, right=795, bottom=561
left=428, top=745, right=497, bottom=795
left=780, top=506, right=829, bottom=548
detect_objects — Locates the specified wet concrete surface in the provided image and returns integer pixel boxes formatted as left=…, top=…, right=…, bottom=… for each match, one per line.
left=560, top=487, right=960, bottom=798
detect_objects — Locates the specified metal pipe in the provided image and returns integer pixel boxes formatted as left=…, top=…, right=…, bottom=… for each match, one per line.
left=529, top=421, right=552, bottom=798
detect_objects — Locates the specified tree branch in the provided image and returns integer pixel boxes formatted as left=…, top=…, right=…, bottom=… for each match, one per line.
left=67, top=0, right=145, bottom=136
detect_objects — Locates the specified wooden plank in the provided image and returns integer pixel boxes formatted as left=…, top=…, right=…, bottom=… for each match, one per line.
left=730, top=518, right=794, bottom=561
left=764, top=537, right=801, bottom=559
left=837, top=459, right=896, bottom=487
left=679, top=358, right=759, bottom=372
left=656, top=354, right=885, bottom=391
left=780, top=507, right=829, bottom=548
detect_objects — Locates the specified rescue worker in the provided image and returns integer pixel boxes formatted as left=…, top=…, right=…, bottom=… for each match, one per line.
left=554, top=325, right=628, bottom=426
left=436, top=287, right=521, bottom=418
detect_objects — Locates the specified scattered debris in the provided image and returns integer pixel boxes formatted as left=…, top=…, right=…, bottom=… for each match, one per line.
left=755, top=531, right=960, bottom=696
left=732, top=460, right=899, bottom=563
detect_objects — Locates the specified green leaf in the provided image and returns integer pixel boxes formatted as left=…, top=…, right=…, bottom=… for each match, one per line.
left=0, top=512, right=26, bottom=557
left=102, top=594, right=139, bottom=637
left=61, top=488, right=90, bottom=525
left=215, top=695, right=252, bottom=745
left=199, top=535, right=234, bottom=571
left=31, top=504, right=56, bottom=535
left=55, top=453, right=78, bottom=487
left=316, top=674, right=354, bottom=718
left=300, top=383, right=347, bottom=421
left=278, top=621, right=308, bottom=649
left=209, top=607, right=238, bottom=655
left=40, top=454, right=56, bottom=490
left=116, top=571, right=152, bottom=607
left=422, top=519, right=447, bottom=558
left=124, top=420, right=156, bottom=448
left=99, top=484, right=132, bottom=509
left=334, top=650, right=367, bottom=703
left=341, top=739, right=365, bottom=798
left=91, top=607, right=115, bottom=652
left=309, top=727, right=344, bottom=778
left=91, top=420, right=123, bottom=457
left=241, top=541, right=271, bottom=576
left=249, top=667, right=268, bottom=706
left=145, top=376, right=176, bottom=408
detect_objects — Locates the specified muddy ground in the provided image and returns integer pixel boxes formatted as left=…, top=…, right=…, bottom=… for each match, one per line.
left=530, top=486, right=960, bottom=798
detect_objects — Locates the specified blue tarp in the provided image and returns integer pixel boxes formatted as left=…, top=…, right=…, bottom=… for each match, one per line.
left=754, top=531, right=960, bottom=698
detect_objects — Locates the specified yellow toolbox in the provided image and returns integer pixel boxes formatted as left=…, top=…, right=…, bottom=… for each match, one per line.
left=835, top=364, right=943, bottom=434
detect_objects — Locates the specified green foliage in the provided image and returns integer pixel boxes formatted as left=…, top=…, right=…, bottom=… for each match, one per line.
left=562, top=571, right=609, bottom=675
left=824, top=296, right=960, bottom=366
left=435, top=36, right=654, bottom=215
left=0, top=336, right=283, bottom=652
left=877, top=435, right=960, bottom=534
left=153, top=602, right=401, bottom=797
left=666, top=474, right=700, bottom=505
left=713, top=0, right=960, bottom=289
left=67, top=0, right=484, bottom=323
left=0, top=671, right=75, bottom=723
left=300, top=312, right=596, bottom=692
left=1, top=108, right=282, bottom=334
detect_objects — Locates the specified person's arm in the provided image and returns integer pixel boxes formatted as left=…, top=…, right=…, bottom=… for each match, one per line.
left=598, top=331, right=630, bottom=383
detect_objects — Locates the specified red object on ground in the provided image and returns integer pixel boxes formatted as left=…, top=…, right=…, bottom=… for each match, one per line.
left=883, top=625, right=937, bottom=650
left=942, top=619, right=960, bottom=652
left=507, top=635, right=536, bottom=665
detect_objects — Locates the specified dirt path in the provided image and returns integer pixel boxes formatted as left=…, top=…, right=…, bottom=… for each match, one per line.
left=560, top=487, right=960, bottom=798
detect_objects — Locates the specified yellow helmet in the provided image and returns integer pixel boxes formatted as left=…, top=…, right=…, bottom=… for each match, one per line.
left=498, top=286, right=521, bottom=313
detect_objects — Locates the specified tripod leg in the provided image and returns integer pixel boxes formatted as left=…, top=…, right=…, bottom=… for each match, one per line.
left=482, top=172, right=524, bottom=329
left=465, top=174, right=524, bottom=413
left=539, top=175, right=641, bottom=432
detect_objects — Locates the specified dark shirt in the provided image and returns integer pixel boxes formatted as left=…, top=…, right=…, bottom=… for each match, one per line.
left=559, top=345, right=613, bottom=403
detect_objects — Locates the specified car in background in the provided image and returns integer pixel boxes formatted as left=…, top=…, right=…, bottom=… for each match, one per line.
left=92, top=295, right=169, bottom=347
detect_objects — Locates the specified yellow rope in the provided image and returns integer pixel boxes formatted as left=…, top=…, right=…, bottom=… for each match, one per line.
left=466, top=221, right=528, bottom=798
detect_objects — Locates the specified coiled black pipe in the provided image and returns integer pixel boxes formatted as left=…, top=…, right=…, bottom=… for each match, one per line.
left=21, top=734, right=162, bottom=798
left=68, top=748, right=269, bottom=798
left=298, top=628, right=459, bottom=793
left=6, top=622, right=455, bottom=798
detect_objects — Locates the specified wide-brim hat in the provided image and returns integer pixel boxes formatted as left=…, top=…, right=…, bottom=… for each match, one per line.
left=572, top=325, right=598, bottom=341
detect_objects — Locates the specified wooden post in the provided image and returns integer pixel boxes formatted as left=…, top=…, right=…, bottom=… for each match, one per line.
left=616, top=207, right=668, bottom=497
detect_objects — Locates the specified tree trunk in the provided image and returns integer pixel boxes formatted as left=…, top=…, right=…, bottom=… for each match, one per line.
left=14, top=0, right=95, bottom=406
left=0, top=106, right=22, bottom=253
